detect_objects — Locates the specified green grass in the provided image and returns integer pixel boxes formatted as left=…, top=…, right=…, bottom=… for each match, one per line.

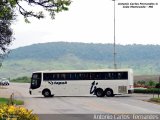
left=149, top=98, right=160, bottom=104
left=0, top=98, right=24, bottom=105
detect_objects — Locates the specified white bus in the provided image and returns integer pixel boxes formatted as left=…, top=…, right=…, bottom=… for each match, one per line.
left=29, top=69, right=134, bottom=97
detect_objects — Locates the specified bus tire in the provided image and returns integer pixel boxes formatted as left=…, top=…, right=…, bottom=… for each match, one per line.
left=105, top=88, right=114, bottom=97
left=42, top=89, right=51, bottom=97
left=95, top=88, right=105, bottom=97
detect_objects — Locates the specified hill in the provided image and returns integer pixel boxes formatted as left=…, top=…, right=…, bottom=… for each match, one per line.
left=6, top=42, right=160, bottom=62
left=0, top=42, right=160, bottom=78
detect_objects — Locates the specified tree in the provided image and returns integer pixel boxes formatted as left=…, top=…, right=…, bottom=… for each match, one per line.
left=0, top=0, right=15, bottom=59
left=0, top=20, right=13, bottom=58
left=16, top=0, right=71, bottom=21
left=0, top=0, right=71, bottom=60
left=146, top=80, right=156, bottom=88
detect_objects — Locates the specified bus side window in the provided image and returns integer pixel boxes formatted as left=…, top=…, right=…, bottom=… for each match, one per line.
left=100, top=73, right=105, bottom=80
left=43, top=73, right=48, bottom=81
left=70, top=73, right=75, bottom=80
left=43, top=73, right=53, bottom=81
left=90, top=73, right=95, bottom=80
left=66, top=73, right=74, bottom=80
left=104, top=72, right=109, bottom=80
left=95, top=73, right=101, bottom=80
left=122, top=72, right=128, bottom=79
left=55, top=74, right=59, bottom=80
left=53, top=74, right=57, bottom=80
left=60, top=73, right=66, bottom=80
left=113, top=72, right=118, bottom=80
left=66, top=73, right=69, bottom=80
left=75, top=73, right=79, bottom=80
left=108, top=73, right=111, bottom=79
left=84, top=73, right=89, bottom=80
left=77, top=73, right=82, bottom=80
left=118, top=72, right=122, bottom=79
left=52, top=74, right=56, bottom=80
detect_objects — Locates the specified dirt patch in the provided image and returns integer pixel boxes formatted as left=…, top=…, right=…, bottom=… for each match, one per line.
left=147, top=100, right=160, bottom=105
left=143, top=98, right=160, bottom=105
left=0, top=87, right=7, bottom=89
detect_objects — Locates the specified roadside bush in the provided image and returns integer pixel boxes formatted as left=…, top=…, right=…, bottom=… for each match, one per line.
left=155, top=83, right=160, bottom=88
left=0, top=104, right=38, bottom=120
left=134, top=88, right=160, bottom=94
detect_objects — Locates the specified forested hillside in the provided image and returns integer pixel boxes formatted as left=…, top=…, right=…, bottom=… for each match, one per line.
left=1, top=42, right=160, bottom=78
left=7, top=42, right=160, bottom=62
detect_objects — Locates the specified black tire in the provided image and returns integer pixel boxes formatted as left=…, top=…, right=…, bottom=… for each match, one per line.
left=95, top=88, right=105, bottom=97
left=105, top=88, right=114, bottom=97
left=43, top=89, right=51, bottom=97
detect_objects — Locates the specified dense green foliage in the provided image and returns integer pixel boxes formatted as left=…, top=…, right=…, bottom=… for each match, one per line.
left=156, top=83, right=160, bottom=88
left=15, top=0, right=71, bottom=21
left=134, top=80, right=158, bottom=88
left=0, top=0, right=71, bottom=22
left=134, top=88, right=160, bottom=94
left=11, top=76, right=31, bottom=83
left=7, top=42, right=160, bottom=62
left=0, top=0, right=15, bottom=58
left=1, top=42, right=160, bottom=78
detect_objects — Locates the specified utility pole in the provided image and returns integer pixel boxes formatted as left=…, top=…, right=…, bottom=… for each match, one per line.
left=113, top=0, right=117, bottom=69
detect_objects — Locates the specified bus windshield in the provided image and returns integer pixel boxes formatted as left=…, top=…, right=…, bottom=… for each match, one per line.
left=30, top=73, right=41, bottom=89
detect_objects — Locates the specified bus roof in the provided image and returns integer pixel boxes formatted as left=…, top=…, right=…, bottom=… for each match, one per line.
left=33, top=69, right=133, bottom=73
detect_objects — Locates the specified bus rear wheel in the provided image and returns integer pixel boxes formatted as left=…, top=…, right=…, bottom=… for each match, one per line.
left=95, top=88, right=105, bottom=97
left=105, top=88, right=114, bottom=97
left=43, top=89, right=52, bottom=97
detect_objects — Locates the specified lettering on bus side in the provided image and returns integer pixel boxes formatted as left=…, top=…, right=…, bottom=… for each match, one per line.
left=90, top=81, right=98, bottom=95
left=48, top=81, right=67, bottom=85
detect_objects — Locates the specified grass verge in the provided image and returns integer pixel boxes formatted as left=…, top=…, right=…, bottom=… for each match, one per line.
left=149, top=98, right=160, bottom=104
left=0, top=98, right=24, bottom=105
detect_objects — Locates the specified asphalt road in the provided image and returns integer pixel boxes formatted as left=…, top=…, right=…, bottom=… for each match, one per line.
left=3, top=83, right=160, bottom=115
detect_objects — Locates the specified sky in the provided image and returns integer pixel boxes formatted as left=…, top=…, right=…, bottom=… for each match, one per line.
left=11, top=0, right=160, bottom=49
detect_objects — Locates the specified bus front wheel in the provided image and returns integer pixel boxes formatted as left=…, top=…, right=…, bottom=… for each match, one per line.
left=42, top=89, right=52, bottom=97
left=95, top=88, right=105, bottom=97
left=105, top=88, right=114, bottom=97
